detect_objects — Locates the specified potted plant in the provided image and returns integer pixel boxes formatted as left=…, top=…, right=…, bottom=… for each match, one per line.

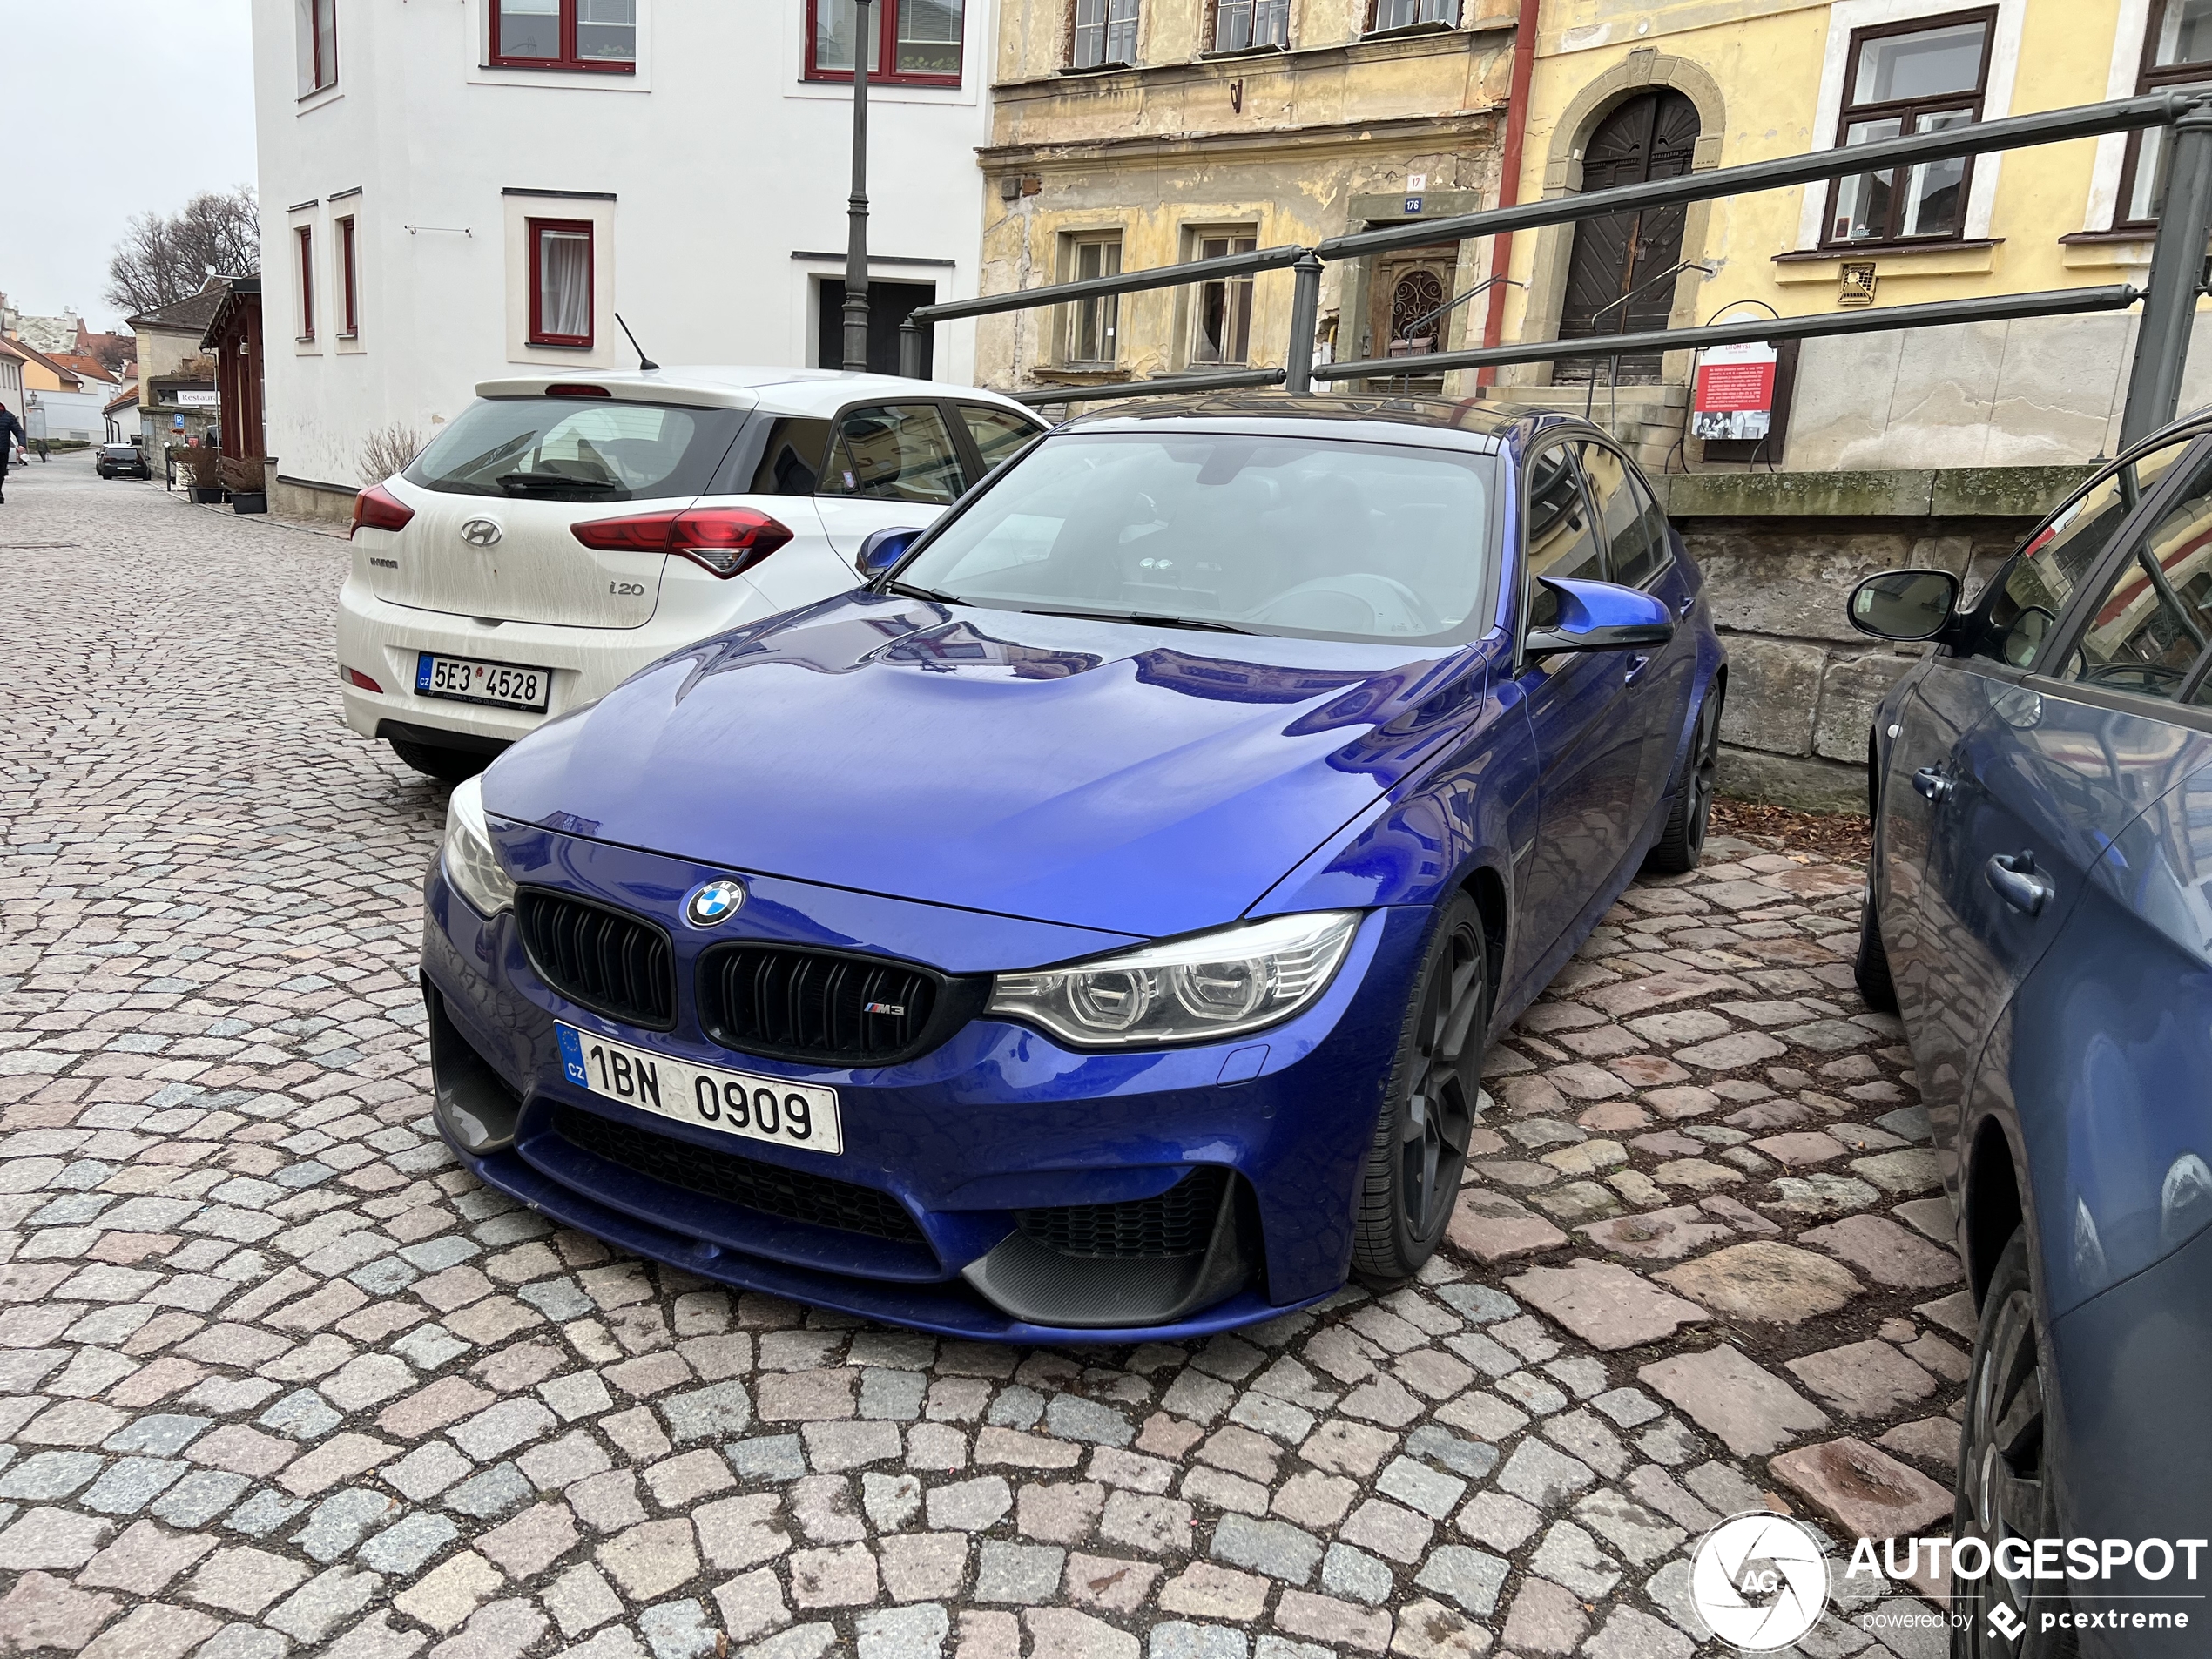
left=175, top=448, right=227, bottom=505
left=219, top=455, right=269, bottom=515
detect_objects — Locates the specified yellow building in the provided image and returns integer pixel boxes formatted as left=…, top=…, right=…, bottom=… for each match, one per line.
left=975, top=0, right=1521, bottom=394
left=1491, top=0, right=2212, bottom=471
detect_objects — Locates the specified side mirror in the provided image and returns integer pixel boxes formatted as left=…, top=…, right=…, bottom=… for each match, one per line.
left=1524, top=577, right=1676, bottom=656
left=1849, top=568, right=1959, bottom=641
left=857, top=526, right=923, bottom=577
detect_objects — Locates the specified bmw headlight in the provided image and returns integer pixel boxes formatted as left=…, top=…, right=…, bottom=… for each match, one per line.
left=987, top=911, right=1362, bottom=1049
left=442, top=776, right=516, bottom=917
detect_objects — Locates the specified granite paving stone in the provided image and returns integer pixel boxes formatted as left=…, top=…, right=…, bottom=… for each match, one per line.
left=0, top=462, right=1962, bottom=1659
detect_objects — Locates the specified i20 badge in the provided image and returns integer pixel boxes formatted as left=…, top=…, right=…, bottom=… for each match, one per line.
left=685, top=880, right=746, bottom=927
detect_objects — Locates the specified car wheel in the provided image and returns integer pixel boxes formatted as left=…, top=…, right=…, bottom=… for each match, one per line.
left=1352, top=892, right=1487, bottom=1281
left=1854, top=880, right=1898, bottom=1012
left=388, top=737, right=490, bottom=783
left=1644, top=684, right=1723, bottom=874
left=1950, top=1230, right=2072, bottom=1656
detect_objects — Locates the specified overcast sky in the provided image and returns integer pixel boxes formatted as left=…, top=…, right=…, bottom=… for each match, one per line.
left=3, top=0, right=257, bottom=334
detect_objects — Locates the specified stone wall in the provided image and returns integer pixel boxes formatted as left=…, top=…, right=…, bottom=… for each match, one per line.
left=1649, top=466, right=2092, bottom=813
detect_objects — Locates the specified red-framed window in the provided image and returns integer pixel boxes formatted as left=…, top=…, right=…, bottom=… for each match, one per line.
left=491, top=0, right=637, bottom=72
left=297, top=0, right=338, bottom=94
left=528, top=219, right=595, bottom=347
left=337, top=216, right=359, bottom=337
left=2118, top=0, right=2212, bottom=227
left=296, top=226, right=316, bottom=341
left=806, top=0, right=964, bottom=86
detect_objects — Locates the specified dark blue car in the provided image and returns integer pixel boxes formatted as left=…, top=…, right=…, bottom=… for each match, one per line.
left=1851, top=416, right=2212, bottom=1654
left=421, top=395, right=1725, bottom=1342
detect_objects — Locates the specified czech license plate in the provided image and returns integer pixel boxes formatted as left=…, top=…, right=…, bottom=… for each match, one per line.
left=415, top=651, right=551, bottom=711
left=556, top=1022, right=843, bottom=1156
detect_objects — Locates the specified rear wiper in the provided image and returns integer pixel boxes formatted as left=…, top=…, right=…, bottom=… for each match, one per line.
left=497, top=472, right=618, bottom=496
left=1015, top=606, right=1254, bottom=635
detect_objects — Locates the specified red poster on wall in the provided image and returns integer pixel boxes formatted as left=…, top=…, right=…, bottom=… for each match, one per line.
left=1692, top=342, right=1779, bottom=442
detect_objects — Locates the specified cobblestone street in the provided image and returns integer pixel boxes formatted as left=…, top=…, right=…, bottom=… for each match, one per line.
left=0, top=454, right=1958, bottom=1659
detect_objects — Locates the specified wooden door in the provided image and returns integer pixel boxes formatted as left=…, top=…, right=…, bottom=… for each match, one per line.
left=1556, top=90, right=1701, bottom=385
left=1366, top=246, right=1457, bottom=394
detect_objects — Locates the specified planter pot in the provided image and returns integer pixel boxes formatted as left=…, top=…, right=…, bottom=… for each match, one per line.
left=187, top=487, right=228, bottom=504
left=231, top=491, right=268, bottom=516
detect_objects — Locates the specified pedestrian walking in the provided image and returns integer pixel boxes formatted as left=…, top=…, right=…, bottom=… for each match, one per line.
left=0, top=406, right=27, bottom=504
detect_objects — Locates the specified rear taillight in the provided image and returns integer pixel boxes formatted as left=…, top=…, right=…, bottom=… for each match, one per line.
left=341, top=667, right=384, bottom=693
left=571, top=508, right=793, bottom=577
left=353, top=484, right=414, bottom=536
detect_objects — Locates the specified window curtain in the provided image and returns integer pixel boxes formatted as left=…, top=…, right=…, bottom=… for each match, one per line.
left=540, top=231, right=592, bottom=339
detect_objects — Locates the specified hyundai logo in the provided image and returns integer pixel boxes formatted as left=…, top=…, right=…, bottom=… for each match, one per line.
left=685, top=880, right=746, bottom=927
left=461, top=517, right=503, bottom=548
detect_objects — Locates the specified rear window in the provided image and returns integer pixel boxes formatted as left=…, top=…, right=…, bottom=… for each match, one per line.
left=406, top=396, right=745, bottom=502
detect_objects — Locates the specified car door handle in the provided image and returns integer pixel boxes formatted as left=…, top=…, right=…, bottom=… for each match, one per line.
left=1676, top=593, right=1695, bottom=618
left=1912, top=766, right=1953, bottom=803
left=1623, top=655, right=1652, bottom=685
left=1985, top=851, right=2055, bottom=916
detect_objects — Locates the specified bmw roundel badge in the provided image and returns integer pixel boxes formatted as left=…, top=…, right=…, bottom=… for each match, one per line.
left=685, top=880, right=746, bottom=927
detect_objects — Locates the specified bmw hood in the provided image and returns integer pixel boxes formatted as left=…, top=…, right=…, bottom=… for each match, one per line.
left=485, top=591, right=1485, bottom=938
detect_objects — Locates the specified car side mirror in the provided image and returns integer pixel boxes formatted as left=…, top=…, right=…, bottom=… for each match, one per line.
left=1849, top=568, right=1959, bottom=641
left=1523, top=577, right=1676, bottom=656
left=857, top=526, right=923, bottom=577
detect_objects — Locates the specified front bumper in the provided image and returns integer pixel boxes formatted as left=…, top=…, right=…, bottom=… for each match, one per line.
left=420, top=833, right=1425, bottom=1343
left=336, top=574, right=765, bottom=749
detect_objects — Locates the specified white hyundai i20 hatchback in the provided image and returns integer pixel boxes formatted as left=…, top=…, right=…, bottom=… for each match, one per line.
left=338, top=368, right=1047, bottom=780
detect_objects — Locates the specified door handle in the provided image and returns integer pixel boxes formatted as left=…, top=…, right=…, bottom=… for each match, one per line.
left=1623, top=655, right=1652, bottom=685
left=1912, top=766, right=1953, bottom=803
left=1676, top=593, right=1695, bottom=618
left=1985, top=851, right=2055, bottom=916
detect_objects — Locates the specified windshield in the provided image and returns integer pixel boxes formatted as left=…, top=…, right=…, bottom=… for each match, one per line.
left=405, top=396, right=744, bottom=502
left=893, top=430, right=1495, bottom=642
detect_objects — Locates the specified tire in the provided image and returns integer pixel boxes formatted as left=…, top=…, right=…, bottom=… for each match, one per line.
left=1951, top=1231, right=2074, bottom=1656
left=1644, top=683, right=1723, bottom=874
left=1352, top=892, right=1489, bottom=1281
left=389, top=737, right=491, bottom=783
left=1854, top=881, right=1899, bottom=1012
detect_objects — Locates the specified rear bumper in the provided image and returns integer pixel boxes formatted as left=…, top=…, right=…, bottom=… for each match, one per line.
left=336, top=575, right=765, bottom=748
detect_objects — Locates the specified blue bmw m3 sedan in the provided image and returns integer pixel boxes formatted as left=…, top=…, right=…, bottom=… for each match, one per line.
left=1850, top=413, right=2212, bottom=1656
left=420, top=395, right=1726, bottom=1342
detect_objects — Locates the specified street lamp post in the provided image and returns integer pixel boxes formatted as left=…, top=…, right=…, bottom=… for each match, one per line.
left=842, top=0, right=873, bottom=372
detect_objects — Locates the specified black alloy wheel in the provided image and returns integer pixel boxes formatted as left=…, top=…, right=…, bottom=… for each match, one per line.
left=1952, top=1231, right=2074, bottom=1656
left=1646, top=686, right=1723, bottom=873
left=1353, top=893, right=1487, bottom=1280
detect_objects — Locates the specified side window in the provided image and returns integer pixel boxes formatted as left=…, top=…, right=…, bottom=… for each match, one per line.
left=820, top=404, right=965, bottom=503
left=1524, top=444, right=1603, bottom=634
left=2061, top=451, right=2212, bottom=704
left=1968, top=439, right=2195, bottom=669
left=1576, top=442, right=1659, bottom=588
left=743, top=417, right=833, bottom=496
left=957, top=406, right=1042, bottom=480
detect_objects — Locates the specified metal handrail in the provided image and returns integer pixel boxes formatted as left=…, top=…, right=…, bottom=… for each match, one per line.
left=1012, top=368, right=1286, bottom=408
left=1318, top=88, right=2204, bottom=261
left=906, top=243, right=1307, bottom=327
left=1313, top=283, right=2142, bottom=381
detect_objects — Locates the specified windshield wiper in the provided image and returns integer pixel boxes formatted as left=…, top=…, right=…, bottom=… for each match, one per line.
left=885, top=580, right=962, bottom=604
left=1014, top=606, right=1255, bottom=635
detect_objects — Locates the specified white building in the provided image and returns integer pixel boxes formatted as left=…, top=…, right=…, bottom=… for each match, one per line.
left=249, top=0, right=997, bottom=520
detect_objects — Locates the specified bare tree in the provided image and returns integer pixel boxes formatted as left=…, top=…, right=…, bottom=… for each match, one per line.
left=361, top=423, right=426, bottom=484
left=105, top=186, right=260, bottom=315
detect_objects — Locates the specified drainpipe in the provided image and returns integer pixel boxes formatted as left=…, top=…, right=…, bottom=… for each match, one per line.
left=1476, top=0, right=1542, bottom=389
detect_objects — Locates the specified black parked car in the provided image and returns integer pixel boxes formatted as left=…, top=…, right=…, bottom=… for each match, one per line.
left=96, top=442, right=151, bottom=480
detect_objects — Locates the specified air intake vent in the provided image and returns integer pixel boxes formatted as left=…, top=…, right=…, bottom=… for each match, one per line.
left=516, top=891, right=676, bottom=1031
left=698, top=943, right=978, bottom=1067
left=554, top=1105, right=926, bottom=1244
left=1015, top=1168, right=1232, bottom=1259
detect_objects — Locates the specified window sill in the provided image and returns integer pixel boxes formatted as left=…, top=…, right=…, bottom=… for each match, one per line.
left=1197, top=42, right=1288, bottom=61
left=487, top=58, right=637, bottom=74
left=527, top=340, right=596, bottom=351
left=802, top=71, right=964, bottom=87
left=1057, top=60, right=1137, bottom=76
left=2059, top=230, right=2156, bottom=270
left=1771, top=239, right=2001, bottom=283
left=1360, top=20, right=1457, bottom=42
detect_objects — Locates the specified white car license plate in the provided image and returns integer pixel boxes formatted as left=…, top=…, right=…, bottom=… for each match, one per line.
left=415, top=651, right=551, bottom=712
left=556, top=1022, right=843, bottom=1156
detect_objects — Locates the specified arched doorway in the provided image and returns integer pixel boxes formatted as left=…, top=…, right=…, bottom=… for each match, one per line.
left=1365, top=246, right=1458, bottom=394
left=1556, top=89, right=1701, bottom=384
